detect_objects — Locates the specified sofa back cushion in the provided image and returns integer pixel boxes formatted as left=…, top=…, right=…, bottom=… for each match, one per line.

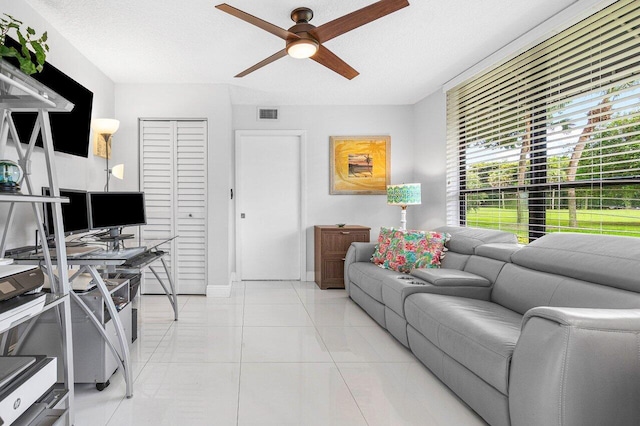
left=434, top=226, right=518, bottom=255
left=492, top=233, right=640, bottom=314
left=440, top=251, right=470, bottom=270
left=463, top=255, right=507, bottom=285
left=441, top=253, right=507, bottom=285
left=492, top=264, right=640, bottom=314
left=510, top=232, right=640, bottom=293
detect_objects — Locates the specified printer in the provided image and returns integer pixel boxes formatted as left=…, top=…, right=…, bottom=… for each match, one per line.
left=0, top=266, right=44, bottom=302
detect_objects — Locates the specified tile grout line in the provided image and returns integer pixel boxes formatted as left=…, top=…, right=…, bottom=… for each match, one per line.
left=295, top=282, right=371, bottom=426
left=235, top=282, right=246, bottom=426
left=102, top=295, right=186, bottom=426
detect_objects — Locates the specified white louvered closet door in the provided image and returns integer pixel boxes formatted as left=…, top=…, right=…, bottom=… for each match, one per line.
left=140, top=120, right=208, bottom=294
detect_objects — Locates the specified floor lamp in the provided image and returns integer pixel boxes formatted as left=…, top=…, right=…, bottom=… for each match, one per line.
left=91, top=118, right=122, bottom=191
left=387, top=183, right=422, bottom=231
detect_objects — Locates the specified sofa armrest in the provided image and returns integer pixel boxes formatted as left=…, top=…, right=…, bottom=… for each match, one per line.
left=349, top=242, right=377, bottom=262
left=522, top=306, right=640, bottom=330
left=343, top=242, right=377, bottom=293
left=410, top=268, right=490, bottom=287
left=383, top=275, right=492, bottom=318
left=385, top=269, right=492, bottom=317
left=509, top=306, right=640, bottom=426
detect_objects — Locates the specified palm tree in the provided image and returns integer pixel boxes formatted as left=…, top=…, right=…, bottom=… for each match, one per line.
left=566, top=96, right=612, bottom=227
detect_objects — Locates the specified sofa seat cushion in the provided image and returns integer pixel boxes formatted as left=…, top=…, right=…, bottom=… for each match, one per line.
left=348, top=261, right=399, bottom=303
left=405, top=293, right=522, bottom=395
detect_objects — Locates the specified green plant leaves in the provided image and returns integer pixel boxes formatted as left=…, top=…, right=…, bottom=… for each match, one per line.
left=0, top=13, right=49, bottom=75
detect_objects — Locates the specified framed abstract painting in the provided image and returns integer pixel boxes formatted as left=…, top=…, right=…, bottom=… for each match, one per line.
left=329, top=135, right=390, bottom=194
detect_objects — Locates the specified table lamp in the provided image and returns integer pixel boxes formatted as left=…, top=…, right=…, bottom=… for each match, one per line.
left=387, top=183, right=421, bottom=231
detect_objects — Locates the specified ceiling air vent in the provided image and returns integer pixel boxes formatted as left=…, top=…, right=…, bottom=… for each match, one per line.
left=257, top=107, right=279, bottom=121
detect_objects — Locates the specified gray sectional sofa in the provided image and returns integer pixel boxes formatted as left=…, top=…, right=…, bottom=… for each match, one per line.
left=344, top=226, right=640, bottom=426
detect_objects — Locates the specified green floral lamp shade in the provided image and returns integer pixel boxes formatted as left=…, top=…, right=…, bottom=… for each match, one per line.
left=387, top=183, right=421, bottom=206
left=0, top=159, right=23, bottom=193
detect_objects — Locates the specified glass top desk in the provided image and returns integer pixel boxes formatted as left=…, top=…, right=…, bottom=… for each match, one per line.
left=11, top=236, right=178, bottom=399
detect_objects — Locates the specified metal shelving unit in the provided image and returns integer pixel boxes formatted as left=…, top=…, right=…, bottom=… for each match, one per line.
left=0, top=59, right=75, bottom=425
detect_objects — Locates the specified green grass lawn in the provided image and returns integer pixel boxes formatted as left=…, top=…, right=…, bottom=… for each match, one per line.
left=465, top=207, right=640, bottom=243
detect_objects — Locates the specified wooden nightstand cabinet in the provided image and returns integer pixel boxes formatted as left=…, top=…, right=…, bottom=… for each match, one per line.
left=314, top=225, right=371, bottom=289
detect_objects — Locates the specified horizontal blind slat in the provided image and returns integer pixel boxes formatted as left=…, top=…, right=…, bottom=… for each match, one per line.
left=446, top=0, right=640, bottom=243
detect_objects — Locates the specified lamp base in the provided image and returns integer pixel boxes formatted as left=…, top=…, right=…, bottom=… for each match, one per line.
left=399, top=206, right=407, bottom=231
left=0, top=182, right=21, bottom=193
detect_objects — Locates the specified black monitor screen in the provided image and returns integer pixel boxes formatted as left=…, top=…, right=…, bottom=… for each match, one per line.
left=5, top=37, right=94, bottom=158
left=89, top=192, right=146, bottom=229
left=42, top=188, right=90, bottom=237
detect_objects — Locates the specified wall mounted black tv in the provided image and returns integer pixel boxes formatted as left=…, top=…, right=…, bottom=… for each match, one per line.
left=41, top=187, right=90, bottom=238
left=4, top=36, right=94, bottom=158
left=88, top=192, right=147, bottom=230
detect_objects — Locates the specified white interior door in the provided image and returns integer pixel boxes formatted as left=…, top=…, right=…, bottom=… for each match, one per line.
left=140, top=120, right=175, bottom=293
left=236, top=131, right=304, bottom=280
left=140, top=119, right=208, bottom=294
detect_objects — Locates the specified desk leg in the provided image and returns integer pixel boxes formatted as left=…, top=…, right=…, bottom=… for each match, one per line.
left=150, top=257, right=178, bottom=321
left=86, top=266, right=133, bottom=398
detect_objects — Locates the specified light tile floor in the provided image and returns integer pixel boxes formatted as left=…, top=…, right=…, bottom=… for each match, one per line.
left=74, top=281, right=486, bottom=425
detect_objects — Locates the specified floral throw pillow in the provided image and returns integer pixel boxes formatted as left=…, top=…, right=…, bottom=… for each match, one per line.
left=371, top=227, right=404, bottom=267
left=372, top=227, right=426, bottom=273
left=372, top=228, right=450, bottom=273
left=413, top=231, right=450, bottom=269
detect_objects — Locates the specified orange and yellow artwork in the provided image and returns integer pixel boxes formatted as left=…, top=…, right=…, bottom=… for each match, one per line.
left=330, top=136, right=390, bottom=194
left=93, top=134, right=111, bottom=159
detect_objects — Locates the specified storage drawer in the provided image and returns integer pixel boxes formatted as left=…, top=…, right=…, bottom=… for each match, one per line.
left=314, top=226, right=370, bottom=290
left=321, top=230, right=369, bottom=256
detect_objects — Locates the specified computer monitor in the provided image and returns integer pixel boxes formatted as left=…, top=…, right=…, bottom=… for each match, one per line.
left=88, top=192, right=146, bottom=235
left=42, top=188, right=90, bottom=238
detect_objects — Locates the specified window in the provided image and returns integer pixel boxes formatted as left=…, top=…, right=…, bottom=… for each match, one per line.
left=446, top=0, right=640, bottom=243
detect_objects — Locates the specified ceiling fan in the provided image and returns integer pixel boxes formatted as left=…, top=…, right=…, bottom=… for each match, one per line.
left=216, top=0, right=410, bottom=80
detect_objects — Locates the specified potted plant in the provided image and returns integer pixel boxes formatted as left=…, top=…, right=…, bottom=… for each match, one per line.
left=0, top=13, right=49, bottom=75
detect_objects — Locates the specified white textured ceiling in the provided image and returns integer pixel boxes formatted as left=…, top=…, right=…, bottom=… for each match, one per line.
left=25, top=0, right=578, bottom=105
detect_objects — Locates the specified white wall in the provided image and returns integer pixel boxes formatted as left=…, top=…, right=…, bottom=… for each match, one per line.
left=410, top=90, right=448, bottom=230
left=114, top=84, right=233, bottom=293
left=232, top=104, right=416, bottom=278
left=1, top=1, right=115, bottom=249
left=2, top=3, right=449, bottom=288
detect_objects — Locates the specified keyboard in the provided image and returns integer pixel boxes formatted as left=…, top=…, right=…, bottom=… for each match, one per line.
left=123, top=250, right=164, bottom=268
left=96, top=246, right=147, bottom=260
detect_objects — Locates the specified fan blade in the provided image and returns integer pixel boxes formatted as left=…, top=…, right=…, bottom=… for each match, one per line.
left=310, top=0, right=409, bottom=43
left=235, top=49, right=288, bottom=78
left=311, top=45, right=359, bottom=80
left=216, top=4, right=300, bottom=41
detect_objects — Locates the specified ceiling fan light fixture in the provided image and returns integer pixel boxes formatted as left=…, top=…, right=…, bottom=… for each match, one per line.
left=287, top=39, right=319, bottom=59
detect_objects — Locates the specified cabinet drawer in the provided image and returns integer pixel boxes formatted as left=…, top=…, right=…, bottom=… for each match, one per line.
left=321, top=231, right=369, bottom=255
left=322, top=259, right=347, bottom=285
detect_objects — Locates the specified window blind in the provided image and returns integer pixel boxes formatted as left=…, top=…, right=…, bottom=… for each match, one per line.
left=446, top=0, right=640, bottom=243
